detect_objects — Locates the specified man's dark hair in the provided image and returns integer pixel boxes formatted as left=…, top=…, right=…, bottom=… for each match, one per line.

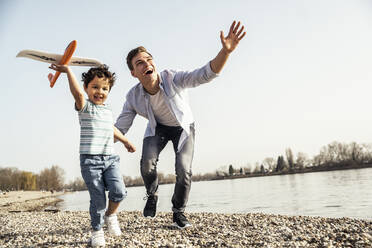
left=82, top=64, right=116, bottom=90
left=126, top=46, right=153, bottom=71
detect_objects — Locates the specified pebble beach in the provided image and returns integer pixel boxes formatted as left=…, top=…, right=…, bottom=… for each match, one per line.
left=1, top=191, right=372, bottom=247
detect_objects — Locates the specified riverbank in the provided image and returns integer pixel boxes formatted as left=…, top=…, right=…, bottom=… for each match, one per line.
left=1, top=211, right=371, bottom=247
left=1, top=191, right=372, bottom=247
left=0, top=190, right=64, bottom=212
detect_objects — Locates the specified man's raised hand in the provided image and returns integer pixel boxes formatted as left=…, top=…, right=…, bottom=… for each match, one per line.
left=220, top=21, right=246, bottom=54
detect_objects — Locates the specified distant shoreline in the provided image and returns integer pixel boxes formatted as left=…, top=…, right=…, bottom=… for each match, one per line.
left=123, top=163, right=372, bottom=188
left=209, top=163, right=372, bottom=182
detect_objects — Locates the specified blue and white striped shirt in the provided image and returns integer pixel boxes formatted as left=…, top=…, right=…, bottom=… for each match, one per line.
left=78, top=100, right=114, bottom=155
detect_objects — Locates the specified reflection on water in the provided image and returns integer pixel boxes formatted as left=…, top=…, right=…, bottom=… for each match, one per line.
left=58, top=167, right=372, bottom=220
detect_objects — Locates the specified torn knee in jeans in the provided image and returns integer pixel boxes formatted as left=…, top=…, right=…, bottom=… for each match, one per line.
left=176, top=169, right=192, bottom=185
left=140, top=158, right=157, bottom=175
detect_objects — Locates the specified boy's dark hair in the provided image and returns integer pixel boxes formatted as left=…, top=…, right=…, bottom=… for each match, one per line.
left=82, top=64, right=116, bottom=90
left=126, top=46, right=153, bottom=71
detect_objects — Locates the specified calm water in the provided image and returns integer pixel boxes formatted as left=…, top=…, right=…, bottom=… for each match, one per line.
left=57, top=167, right=372, bottom=220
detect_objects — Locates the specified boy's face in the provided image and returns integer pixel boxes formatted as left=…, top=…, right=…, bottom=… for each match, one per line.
left=84, top=76, right=110, bottom=105
left=130, top=52, right=157, bottom=83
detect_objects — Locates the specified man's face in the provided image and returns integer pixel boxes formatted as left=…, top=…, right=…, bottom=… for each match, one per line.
left=130, top=52, right=157, bottom=83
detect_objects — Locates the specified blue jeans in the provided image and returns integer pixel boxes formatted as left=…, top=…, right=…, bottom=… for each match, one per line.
left=140, top=123, right=195, bottom=213
left=80, top=154, right=127, bottom=231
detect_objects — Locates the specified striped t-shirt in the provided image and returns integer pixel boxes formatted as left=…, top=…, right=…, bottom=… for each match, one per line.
left=77, top=100, right=114, bottom=155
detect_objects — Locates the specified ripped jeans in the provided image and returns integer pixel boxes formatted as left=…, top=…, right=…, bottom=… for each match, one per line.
left=80, top=154, right=127, bottom=231
left=140, top=123, right=195, bottom=213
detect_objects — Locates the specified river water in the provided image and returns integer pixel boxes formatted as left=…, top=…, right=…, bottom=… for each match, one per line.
left=57, top=167, right=372, bottom=220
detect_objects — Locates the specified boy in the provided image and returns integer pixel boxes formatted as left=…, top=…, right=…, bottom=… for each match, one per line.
left=50, top=64, right=136, bottom=247
left=115, top=20, right=245, bottom=229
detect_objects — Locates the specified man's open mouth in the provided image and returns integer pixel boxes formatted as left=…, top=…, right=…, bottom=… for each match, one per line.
left=145, top=69, right=153, bottom=75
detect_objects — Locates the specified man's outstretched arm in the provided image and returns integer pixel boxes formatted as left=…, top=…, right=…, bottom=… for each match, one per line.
left=210, top=21, right=246, bottom=74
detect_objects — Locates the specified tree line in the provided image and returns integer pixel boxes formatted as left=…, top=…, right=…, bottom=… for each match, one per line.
left=224, top=141, right=372, bottom=178
left=1, top=141, right=372, bottom=191
left=0, top=165, right=65, bottom=191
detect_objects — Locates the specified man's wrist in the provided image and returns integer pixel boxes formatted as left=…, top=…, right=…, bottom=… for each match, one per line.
left=221, top=47, right=231, bottom=56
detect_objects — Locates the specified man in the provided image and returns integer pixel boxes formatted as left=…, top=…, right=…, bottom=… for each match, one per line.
left=115, top=21, right=246, bottom=229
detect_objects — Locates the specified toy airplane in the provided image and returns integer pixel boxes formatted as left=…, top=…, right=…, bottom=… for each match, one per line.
left=16, top=40, right=102, bottom=88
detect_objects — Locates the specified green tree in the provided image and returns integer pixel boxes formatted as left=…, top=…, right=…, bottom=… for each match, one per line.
left=285, top=148, right=294, bottom=170
left=19, top=171, right=37, bottom=190
left=228, top=165, right=234, bottom=176
left=276, top=156, right=285, bottom=172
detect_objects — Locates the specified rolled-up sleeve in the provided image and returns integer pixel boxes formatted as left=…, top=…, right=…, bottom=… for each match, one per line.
left=173, top=61, right=219, bottom=89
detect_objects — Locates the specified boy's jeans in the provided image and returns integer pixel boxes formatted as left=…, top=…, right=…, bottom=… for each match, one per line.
left=140, top=123, right=195, bottom=213
left=80, top=154, right=127, bottom=231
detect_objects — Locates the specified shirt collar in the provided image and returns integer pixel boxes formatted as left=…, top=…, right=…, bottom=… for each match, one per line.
left=139, top=74, right=163, bottom=97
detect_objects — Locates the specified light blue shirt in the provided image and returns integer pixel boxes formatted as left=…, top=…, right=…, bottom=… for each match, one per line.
left=78, top=100, right=114, bottom=155
left=115, top=62, right=218, bottom=151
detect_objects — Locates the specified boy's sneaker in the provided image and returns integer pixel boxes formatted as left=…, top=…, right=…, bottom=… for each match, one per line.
left=172, top=212, right=192, bottom=229
left=90, top=229, right=105, bottom=247
left=104, top=214, right=122, bottom=236
left=143, top=194, right=158, bottom=218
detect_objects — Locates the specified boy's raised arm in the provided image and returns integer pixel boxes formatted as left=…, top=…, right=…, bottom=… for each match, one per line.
left=49, top=64, right=85, bottom=110
left=210, top=21, right=246, bottom=74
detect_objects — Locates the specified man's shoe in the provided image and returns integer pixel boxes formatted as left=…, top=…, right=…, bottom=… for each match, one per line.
left=172, top=212, right=192, bottom=229
left=143, top=194, right=158, bottom=218
left=104, top=214, right=122, bottom=236
left=90, top=229, right=105, bottom=247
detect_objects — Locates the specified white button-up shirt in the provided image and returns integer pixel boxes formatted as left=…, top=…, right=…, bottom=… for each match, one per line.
left=115, top=62, right=218, bottom=151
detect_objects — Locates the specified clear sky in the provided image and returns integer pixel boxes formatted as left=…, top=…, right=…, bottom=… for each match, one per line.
left=1, top=0, right=372, bottom=182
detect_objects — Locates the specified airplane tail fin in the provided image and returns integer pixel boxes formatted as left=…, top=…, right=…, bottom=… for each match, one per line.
left=48, top=72, right=61, bottom=88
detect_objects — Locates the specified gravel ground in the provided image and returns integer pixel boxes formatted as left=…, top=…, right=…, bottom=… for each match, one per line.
left=0, top=192, right=371, bottom=247
left=1, top=211, right=371, bottom=247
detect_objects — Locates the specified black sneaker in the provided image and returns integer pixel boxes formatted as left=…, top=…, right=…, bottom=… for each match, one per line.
left=172, top=212, right=192, bottom=229
left=143, top=194, right=158, bottom=218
